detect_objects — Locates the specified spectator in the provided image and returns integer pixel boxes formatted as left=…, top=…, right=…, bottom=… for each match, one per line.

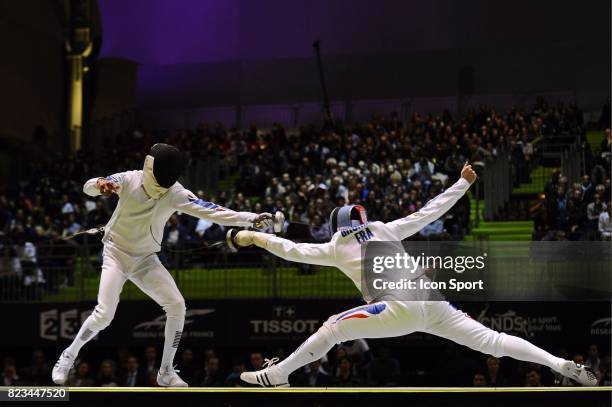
left=0, top=246, right=22, bottom=279
left=367, top=347, right=400, bottom=386
left=200, top=356, right=223, bottom=387
left=2, top=364, right=21, bottom=386
left=67, top=361, right=95, bottom=387
left=20, top=350, right=51, bottom=385
left=599, top=354, right=611, bottom=386
left=332, top=357, right=362, bottom=387
left=585, top=345, right=601, bottom=373
left=225, top=363, right=246, bottom=387
left=599, top=205, right=611, bottom=240
left=120, top=356, right=147, bottom=387
left=472, top=372, right=486, bottom=387
left=485, top=356, right=508, bottom=387
left=249, top=352, right=264, bottom=371
left=310, top=214, right=331, bottom=242
left=177, top=348, right=199, bottom=386
left=587, top=194, right=607, bottom=239
left=293, top=359, right=331, bottom=387
left=525, top=369, right=542, bottom=387
left=60, top=194, right=75, bottom=215
left=339, top=339, right=372, bottom=369
left=142, top=346, right=158, bottom=375
left=96, top=359, right=119, bottom=387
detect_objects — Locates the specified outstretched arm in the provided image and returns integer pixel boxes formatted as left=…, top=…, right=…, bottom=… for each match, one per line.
left=174, top=190, right=257, bottom=227
left=231, top=231, right=336, bottom=267
left=386, top=162, right=476, bottom=240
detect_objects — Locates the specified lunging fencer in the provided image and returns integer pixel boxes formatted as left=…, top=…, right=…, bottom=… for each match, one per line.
left=52, top=143, right=277, bottom=387
left=228, top=162, right=597, bottom=387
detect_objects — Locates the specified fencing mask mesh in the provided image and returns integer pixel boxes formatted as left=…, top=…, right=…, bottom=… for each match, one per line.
left=329, top=204, right=368, bottom=234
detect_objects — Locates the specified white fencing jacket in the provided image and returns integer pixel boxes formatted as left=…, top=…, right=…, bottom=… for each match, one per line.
left=264, top=178, right=471, bottom=297
left=84, top=171, right=256, bottom=255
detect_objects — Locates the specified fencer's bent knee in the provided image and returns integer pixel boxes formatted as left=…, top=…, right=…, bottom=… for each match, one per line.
left=321, top=315, right=343, bottom=344
left=476, top=330, right=507, bottom=357
left=90, top=303, right=117, bottom=330
left=163, top=297, right=186, bottom=318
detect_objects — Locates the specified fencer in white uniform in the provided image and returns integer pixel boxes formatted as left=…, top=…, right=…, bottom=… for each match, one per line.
left=231, top=163, right=597, bottom=387
left=52, top=144, right=274, bottom=387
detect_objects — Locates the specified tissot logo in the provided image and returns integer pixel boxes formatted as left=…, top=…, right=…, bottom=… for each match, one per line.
left=272, top=306, right=296, bottom=318
left=250, top=319, right=319, bottom=334
left=249, top=305, right=319, bottom=336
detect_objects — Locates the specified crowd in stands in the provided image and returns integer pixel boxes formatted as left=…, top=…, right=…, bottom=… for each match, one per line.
left=2, top=341, right=610, bottom=387
left=223, top=99, right=585, bottom=240
left=0, top=98, right=608, bottom=299
left=533, top=127, right=611, bottom=241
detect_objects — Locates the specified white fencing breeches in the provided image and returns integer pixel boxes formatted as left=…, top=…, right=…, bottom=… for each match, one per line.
left=66, top=243, right=185, bottom=369
left=274, top=300, right=564, bottom=377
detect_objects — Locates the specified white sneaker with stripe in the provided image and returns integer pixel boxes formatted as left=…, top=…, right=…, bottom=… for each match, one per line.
left=240, top=357, right=289, bottom=387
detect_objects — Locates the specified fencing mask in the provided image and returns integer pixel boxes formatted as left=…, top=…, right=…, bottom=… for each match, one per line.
left=142, top=143, right=185, bottom=199
left=329, top=204, right=368, bottom=234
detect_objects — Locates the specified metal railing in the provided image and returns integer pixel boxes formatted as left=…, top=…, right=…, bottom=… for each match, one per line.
left=482, top=134, right=583, bottom=221
left=0, top=240, right=359, bottom=303
left=482, top=144, right=512, bottom=221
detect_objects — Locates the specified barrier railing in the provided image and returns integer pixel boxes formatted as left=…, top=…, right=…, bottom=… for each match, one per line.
left=0, top=241, right=359, bottom=303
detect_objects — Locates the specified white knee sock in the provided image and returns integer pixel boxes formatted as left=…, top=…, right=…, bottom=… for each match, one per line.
left=64, top=318, right=99, bottom=357
left=160, top=313, right=185, bottom=371
left=500, top=334, right=565, bottom=372
left=275, top=326, right=337, bottom=377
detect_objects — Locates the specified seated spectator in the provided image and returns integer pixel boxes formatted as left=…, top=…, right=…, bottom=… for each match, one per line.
left=2, top=364, right=21, bottom=386
left=60, top=194, right=75, bottom=215
left=485, top=356, right=508, bottom=387
left=331, top=357, right=362, bottom=387
left=310, top=214, right=331, bottom=242
left=15, top=236, right=44, bottom=284
left=96, top=359, right=119, bottom=387
left=200, top=356, right=223, bottom=387
left=177, top=348, right=199, bottom=386
left=20, top=350, right=51, bottom=385
left=67, top=361, right=95, bottom=387
left=224, top=363, right=246, bottom=387
left=292, top=359, right=331, bottom=387
left=0, top=245, right=22, bottom=279
left=587, top=194, right=607, bottom=239
left=525, top=369, right=542, bottom=387
left=599, top=205, right=611, bottom=240
left=472, top=372, right=486, bottom=387
left=599, top=354, right=611, bottom=386
left=340, top=339, right=372, bottom=368
left=249, top=352, right=264, bottom=372
left=367, top=347, right=400, bottom=386
left=142, top=346, right=158, bottom=376
left=120, top=356, right=147, bottom=387
left=585, top=344, right=601, bottom=373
